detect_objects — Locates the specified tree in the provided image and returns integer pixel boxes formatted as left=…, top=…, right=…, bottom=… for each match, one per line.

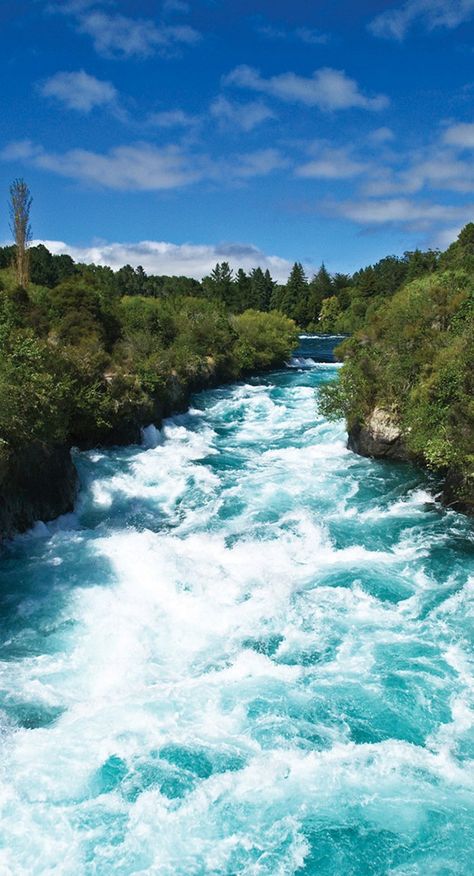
left=305, top=264, right=333, bottom=325
left=29, top=244, right=57, bottom=287
left=203, top=262, right=235, bottom=308
left=235, top=269, right=252, bottom=312
left=232, top=310, right=298, bottom=370
left=319, top=295, right=342, bottom=332
left=9, top=179, right=32, bottom=288
left=280, top=262, right=308, bottom=323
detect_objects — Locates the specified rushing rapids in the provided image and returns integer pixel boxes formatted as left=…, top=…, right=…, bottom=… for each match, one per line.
left=0, top=336, right=473, bottom=875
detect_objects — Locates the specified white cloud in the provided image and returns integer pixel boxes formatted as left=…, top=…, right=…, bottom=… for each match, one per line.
left=40, top=70, right=118, bottom=113
left=329, top=197, right=474, bottom=228
left=33, top=238, right=295, bottom=282
left=210, top=96, right=275, bottom=131
left=230, top=148, right=288, bottom=178
left=258, top=24, right=328, bottom=45
left=443, top=122, right=474, bottom=148
left=368, top=126, right=395, bottom=144
left=295, top=27, right=329, bottom=45
left=51, top=4, right=201, bottom=59
left=362, top=147, right=474, bottom=196
left=0, top=139, right=288, bottom=190
left=296, top=145, right=367, bottom=179
left=0, top=140, right=41, bottom=162
left=224, top=65, right=389, bottom=111
left=147, top=108, right=200, bottom=128
left=432, top=224, right=465, bottom=247
left=1, top=141, right=202, bottom=190
left=369, top=0, right=474, bottom=40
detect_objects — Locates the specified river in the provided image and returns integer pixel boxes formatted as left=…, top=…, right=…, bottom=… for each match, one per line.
left=0, top=335, right=473, bottom=875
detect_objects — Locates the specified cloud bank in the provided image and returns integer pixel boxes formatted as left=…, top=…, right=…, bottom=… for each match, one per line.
left=32, top=238, right=297, bottom=282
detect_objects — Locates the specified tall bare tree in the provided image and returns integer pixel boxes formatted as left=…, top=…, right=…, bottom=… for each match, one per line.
left=9, top=178, right=32, bottom=288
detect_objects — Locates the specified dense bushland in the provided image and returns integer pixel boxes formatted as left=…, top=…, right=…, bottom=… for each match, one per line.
left=0, top=254, right=297, bottom=456
left=319, top=225, right=474, bottom=510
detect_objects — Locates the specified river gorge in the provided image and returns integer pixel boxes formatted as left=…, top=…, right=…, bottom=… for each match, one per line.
left=0, top=336, right=473, bottom=874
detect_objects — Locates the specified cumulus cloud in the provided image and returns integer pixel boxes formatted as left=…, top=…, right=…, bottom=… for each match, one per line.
left=369, top=0, right=474, bottom=40
left=49, top=3, right=200, bottom=59
left=224, top=65, right=389, bottom=111
left=296, top=145, right=368, bottom=179
left=0, top=139, right=288, bottom=190
left=1, top=140, right=202, bottom=190
left=328, top=197, right=474, bottom=228
left=368, top=126, right=395, bottom=144
left=39, top=70, right=118, bottom=113
left=362, top=147, right=474, bottom=196
left=147, top=108, right=200, bottom=128
left=78, top=10, right=200, bottom=58
left=442, top=122, right=474, bottom=148
left=32, top=238, right=295, bottom=282
left=210, top=96, right=275, bottom=131
left=230, top=148, right=288, bottom=177
left=47, top=144, right=197, bottom=189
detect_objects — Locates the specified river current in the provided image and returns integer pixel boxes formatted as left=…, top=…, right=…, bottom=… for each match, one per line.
left=0, top=336, right=473, bottom=875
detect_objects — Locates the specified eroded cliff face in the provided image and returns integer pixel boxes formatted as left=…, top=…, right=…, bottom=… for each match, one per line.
left=347, top=407, right=473, bottom=515
left=0, top=359, right=222, bottom=540
left=441, top=469, right=474, bottom=516
left=347, top=407, right=409, bottom=462
left=0, top=444, right=78, bottom=540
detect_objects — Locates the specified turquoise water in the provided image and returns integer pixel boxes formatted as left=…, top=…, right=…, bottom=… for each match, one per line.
left=1, top=336, right=473, bottom=875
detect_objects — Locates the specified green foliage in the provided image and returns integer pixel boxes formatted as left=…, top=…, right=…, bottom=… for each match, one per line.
left=0, top=244, right=300, bottom=457
left=0, top=331, right=73, bottom=446
left=320, top=232, right=474, bottom=503
left=319, top=296, right=342, bottom=333
left=29, top=244, right=76, bottom=287
left=280, top=262, right=308, bottom=323
left=232, top=310, right=298, bottom=371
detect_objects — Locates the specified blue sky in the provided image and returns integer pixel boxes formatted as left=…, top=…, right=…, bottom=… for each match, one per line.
left=1, top=0, right=474, bottom=280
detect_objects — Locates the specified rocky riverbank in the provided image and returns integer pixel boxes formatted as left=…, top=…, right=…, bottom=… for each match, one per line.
left=0, top=443, right=78, bottom=540
left=347, top=407, right=473, bottom=515
left=0, top=356, right=248, bottom=540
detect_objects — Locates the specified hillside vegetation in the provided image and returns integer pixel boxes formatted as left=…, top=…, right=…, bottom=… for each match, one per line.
left=0, top=250, right=297, bottom=458
left=319, top=225, right=474, bottom=512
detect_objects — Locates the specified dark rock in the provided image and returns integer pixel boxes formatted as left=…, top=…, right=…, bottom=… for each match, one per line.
left=439, top=468, right=474, bottom=516
left=0, top=443, right=77, bottom=540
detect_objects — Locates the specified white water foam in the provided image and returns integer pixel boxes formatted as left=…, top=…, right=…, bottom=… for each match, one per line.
left=0, top=365, right=473, bottom=874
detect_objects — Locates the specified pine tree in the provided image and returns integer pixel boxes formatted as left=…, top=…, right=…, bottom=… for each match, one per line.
left=235, top=268, right=252, bottom=312
left=203, top=262, right=235, bottom=307
left=305, top=263, right=333, bottom=325
left=263, top=269, right=275, bottom=311
left=280, top=262, right=308, bottom=323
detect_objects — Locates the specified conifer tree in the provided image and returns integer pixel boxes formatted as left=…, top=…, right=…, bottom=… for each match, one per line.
left=280, top=262, right=308, bottom=323
left=235, top=268, right=252, bottom=312
left=203, top=262, right=235, bottom=307
left=249, top=267, right=264, bottom=310
left=305, top=263, right=333, bottom=325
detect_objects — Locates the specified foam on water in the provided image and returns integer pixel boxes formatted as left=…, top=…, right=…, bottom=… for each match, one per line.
left=0, top=341, right=473, bottom=875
